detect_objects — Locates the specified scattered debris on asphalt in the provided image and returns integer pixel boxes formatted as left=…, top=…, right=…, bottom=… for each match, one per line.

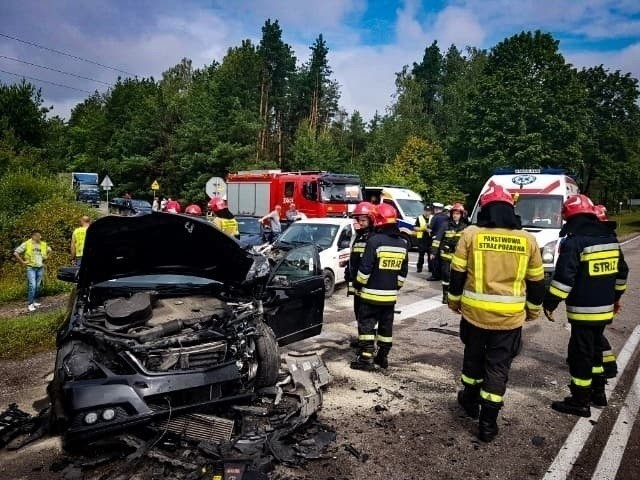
left=1, top=353, right=335, bottom=479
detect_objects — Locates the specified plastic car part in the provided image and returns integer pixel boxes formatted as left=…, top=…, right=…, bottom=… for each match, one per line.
left=104, top=292, right=154, bottom=330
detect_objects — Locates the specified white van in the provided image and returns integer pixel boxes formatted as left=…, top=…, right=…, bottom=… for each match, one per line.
left=272, top=217, right=355, bottom=297
left=364, top=186, right=425, bottom=247
left=470, top=169, right=579, bottom=281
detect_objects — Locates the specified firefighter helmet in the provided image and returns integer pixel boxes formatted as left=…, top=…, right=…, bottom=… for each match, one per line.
left=165, top=200, right=182, bottom=213
left=374, top=203, right=397, bottom=227
left=185, top=204, right=202, bottom=216
left=352, top=201, right=376, bottom=222
left=479, top=184, right=514, bottom=207
left=562, top=194, right=596, bottom=220
left=208, top=197, right=227, bottom=213
left=594, top=204, right=608, bottom=222
left=450, top=202, right=465, bottom=214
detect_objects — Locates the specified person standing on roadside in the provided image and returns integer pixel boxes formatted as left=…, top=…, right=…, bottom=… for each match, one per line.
left=260, top=205, right=282, bottom=243
left=14, top=230, right=53, bottom=312
left=414, top=205, right=432, bottom=273
left=428, top=202, right=448, bottom=281
left=448, top=185, right=544, bottom=442
left=70, top=216, right=91, bottom=267
left=152, top=198, right=160, bottom=212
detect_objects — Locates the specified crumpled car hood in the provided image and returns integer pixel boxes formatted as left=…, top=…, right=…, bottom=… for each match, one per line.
left=77, top=213, right=259, bottom=287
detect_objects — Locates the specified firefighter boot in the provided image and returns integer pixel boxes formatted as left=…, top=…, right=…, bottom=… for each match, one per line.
left=374, top=348, right=390, bottom=369
left=478, top=401, right=501, bottom=443
left=351, top=347, right=375, bottom=371
left=591, top=376, right=607, bottom=407
left=551, top=384, right=591, bottom=417
left=457, top=385, right=480, bottom=419
left=442, top=285, right=449, bottom=304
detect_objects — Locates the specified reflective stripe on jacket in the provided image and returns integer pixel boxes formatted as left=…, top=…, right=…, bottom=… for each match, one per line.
left=449, top=226, right=544, bottom=330
left=348, top=230, right=370, bottom=294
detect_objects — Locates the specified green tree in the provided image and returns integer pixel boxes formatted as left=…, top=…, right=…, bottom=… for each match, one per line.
left=460, top=31, right=588, bottom=193
left=0, top=80, right=48, bottom=148
left=412, top=40, right=442, bottom=115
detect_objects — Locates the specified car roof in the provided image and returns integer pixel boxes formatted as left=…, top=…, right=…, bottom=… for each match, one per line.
left=292, top=217, right=353, bottom=226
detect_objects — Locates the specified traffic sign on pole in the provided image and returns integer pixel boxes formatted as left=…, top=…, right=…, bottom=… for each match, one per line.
left=100, top=175, right=114, bottom=206
left=151, top=180, right=160, bottom=190
left=205, top=177, right=226, bottom=199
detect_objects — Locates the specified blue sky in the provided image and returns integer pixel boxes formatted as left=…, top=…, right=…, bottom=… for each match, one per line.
left=1, top=0, right=639, bottom=120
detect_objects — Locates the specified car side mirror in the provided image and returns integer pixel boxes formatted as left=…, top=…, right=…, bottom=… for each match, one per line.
left=57, top=266, right=79, bottom=283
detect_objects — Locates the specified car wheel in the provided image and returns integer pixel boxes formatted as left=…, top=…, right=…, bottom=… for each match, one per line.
left=323, top=269, right=335, bottom=298
left=254, top=321, right=279, bottom=388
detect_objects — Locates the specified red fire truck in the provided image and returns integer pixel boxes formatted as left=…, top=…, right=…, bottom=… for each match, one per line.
left=226, top=170, right=363, bottom=219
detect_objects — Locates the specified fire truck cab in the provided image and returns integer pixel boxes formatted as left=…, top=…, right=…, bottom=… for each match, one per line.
left=226, top=170, right=363, bottom=219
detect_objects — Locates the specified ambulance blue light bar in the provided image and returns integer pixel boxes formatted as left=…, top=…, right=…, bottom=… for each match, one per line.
left=492, top=168, right=566, bottom=175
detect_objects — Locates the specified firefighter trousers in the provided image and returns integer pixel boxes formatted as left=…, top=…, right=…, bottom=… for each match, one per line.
left=601, top=332, right=617, bottom=378
left=568, top=324, right=605, bottom=388
left=459, top=318, right=522, bottom=404
left=353, top=294, right=361, bottom=319
left=440, top=258, right=452, bottom=287
left=357, top=302, right=394, bottom=358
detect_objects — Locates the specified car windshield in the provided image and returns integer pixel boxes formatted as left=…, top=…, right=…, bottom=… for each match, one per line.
left=130, top=200, right=151, bottom=208
left=396, top=199, right=424, bottom=218
left=237, top=217, right=262, bottom=235
left=319, top=183, right=362, bottom=204
left=276, top=223, right=340, bottom=250
left=78, top=184, right=99, bottom=191
left=514, top=195, right=564, bottom=228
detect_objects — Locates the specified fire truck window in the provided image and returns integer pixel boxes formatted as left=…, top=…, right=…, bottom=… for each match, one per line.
left=284, top=182, right=294, bottom=197
left=303, top=182, right=318, bottom=201
left=383, top=199, right=401, bottom=219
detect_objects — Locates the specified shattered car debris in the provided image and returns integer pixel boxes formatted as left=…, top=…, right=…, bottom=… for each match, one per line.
left=48, top=213, right=326, bottom=447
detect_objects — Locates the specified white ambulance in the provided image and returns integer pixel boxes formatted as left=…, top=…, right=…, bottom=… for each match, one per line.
left=470, top=169, right=580, bottom=281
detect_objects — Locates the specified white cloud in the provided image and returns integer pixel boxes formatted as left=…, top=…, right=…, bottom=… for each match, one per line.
left=566, top=42, right=640, bottom=80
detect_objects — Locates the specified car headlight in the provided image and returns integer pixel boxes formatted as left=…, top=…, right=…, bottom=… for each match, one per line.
left=542, top=240, right=557, bottom=264
left=84, top=412, right=99, bottom=425
left=102, top=409, right=116, bottom=421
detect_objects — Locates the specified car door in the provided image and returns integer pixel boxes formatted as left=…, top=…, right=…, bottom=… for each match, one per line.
left=262, top=244, right=325, bottom=346
left=335, top=224, right=353, bottom=283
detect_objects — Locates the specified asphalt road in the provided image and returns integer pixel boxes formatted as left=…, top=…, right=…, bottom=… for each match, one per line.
left=1, top=238, right=640, bottom=479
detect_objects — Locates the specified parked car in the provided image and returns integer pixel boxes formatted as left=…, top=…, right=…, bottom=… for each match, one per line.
left=49, top=212, right=325, bottom=446
left=236, top=215, right=266, bottom=247
left=109, top=198, right=152, bottom=216
left=272, top=217, right=355, bottom=297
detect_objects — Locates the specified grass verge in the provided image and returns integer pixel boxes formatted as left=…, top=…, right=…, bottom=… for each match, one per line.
left=611, top=211, right=640, bottom=237
left=0, top=308, right=65, bottom=360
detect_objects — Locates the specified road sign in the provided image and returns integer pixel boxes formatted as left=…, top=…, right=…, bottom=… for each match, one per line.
left=151, top=180, right=160, bottom=191
left=100, top=175, right=113, bottom=191
left=206, top=177, right=226, bottom=199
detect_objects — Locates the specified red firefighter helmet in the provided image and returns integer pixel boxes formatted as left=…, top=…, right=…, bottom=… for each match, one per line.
left=208, top=197, right=227, bottom=213
left=562, top=194, right=596, bottom=220
left=450, top=202, right=465, bottom=214
left=594, top=204, right=608, bottom=222
left=185, top=204, right=202, bottom=216
left=374, top=203, right=397, bottom=227
left=165, top=200, right=182, bottom=213
left=352, top=201, right=376, bottom=222
left=479, top=184, right=514, bottom=207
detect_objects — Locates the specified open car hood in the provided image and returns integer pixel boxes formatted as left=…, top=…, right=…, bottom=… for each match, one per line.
left=77, top=213, right=258, bottom=287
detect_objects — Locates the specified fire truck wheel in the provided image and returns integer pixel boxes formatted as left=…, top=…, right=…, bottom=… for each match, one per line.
left=323, top=269, right=335, bottom=297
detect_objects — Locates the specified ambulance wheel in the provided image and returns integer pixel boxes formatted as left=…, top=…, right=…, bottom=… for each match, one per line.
left=401, top=232, right=413, bottom=250
left=323, top=269, right=335, bottom=297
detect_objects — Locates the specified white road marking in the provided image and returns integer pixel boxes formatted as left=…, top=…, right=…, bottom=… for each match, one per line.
left=621, top=234, right=640, bottom=246
left=591, top=359, right=640, bottom=480
left=543, top=325, right=640, bottom=480
left=396, top=295, right=445, bottom=321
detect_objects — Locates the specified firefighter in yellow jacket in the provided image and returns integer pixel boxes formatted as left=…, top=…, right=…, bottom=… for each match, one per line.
left=208, top=197, right=240, bottom=239
left=448, top=185, right=545, bottom=442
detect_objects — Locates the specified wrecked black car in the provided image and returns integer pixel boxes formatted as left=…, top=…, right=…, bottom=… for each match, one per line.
left=49, top=212, right=325, bottom=447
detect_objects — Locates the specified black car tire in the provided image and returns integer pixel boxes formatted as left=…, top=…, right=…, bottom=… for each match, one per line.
left=254, top=321, right=279, bottom=388
left=400, top=232, right=413, bottom=251
left=323, top=269, right=335, bottom=298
